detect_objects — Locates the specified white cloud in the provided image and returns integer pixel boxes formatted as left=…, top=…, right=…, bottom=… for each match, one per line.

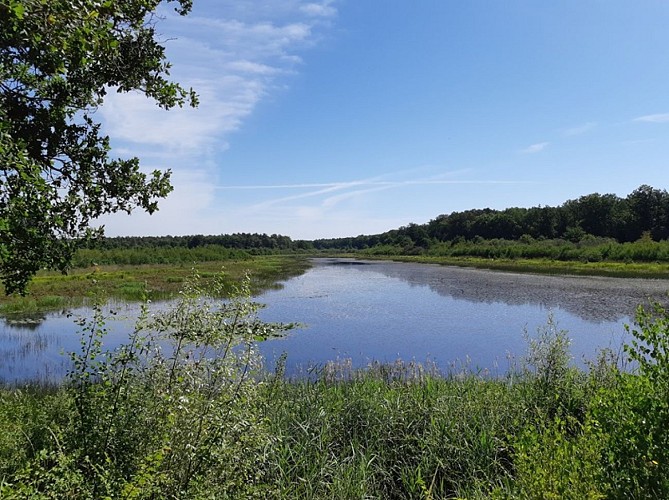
left=633, top=113, right=669, bottom=123
left=520, top=142, right=549, bottom=154
left=99, top=3, right=336, bottom=156
left=300, top=1, right=337, bottom=17
left=563, top=122, right=597, bottom=136
left=101, top=76, right=263, bottom=152
left=98, top=169, right=219, bottom=236
left=226, top=60, right=283, bottom=75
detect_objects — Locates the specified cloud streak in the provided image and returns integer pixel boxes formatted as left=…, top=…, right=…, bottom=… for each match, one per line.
left=563, top=122, right=597, bottom=136
left=634, top=113, right=669, bottom=123
left=216, top=180, right=534, bottom=189
left=520, top=142, right=549, bottom=154
left=245, top=172, right=535, bottom=213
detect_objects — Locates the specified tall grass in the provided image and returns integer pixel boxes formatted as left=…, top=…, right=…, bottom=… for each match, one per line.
left=72, top=245, right=250, bottom=268
left=364, top=236, right=669, bottom=265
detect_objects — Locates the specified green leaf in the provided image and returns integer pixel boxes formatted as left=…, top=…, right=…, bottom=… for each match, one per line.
left=11, top=2, right=25, bottom=19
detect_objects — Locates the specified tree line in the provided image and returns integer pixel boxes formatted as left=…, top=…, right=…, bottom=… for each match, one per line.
left=312, top=185, right=669, bottom=251
left=93, top=185, right=669, bottom=255
left=97, top=233, right=314, bottom=252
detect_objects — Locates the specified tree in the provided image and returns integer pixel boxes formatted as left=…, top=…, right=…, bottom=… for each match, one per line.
left=626, top=185, right=669, bottom=241
left=562, top=193, right=623, bottom=238
left=0, top=0, right=198, bottom=294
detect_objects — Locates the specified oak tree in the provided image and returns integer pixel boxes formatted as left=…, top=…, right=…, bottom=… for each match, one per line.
left=0, top=0, right=197, bottom=293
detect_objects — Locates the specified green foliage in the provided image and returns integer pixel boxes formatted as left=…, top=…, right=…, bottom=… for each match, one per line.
left=313, top=185, right=669, bottom=261
left=0, top=0, right=197, bottom=294
left=0, top=386, right=71, bottom=481
left=521, top=316, right=587, bottom=420
left=590, top=303, right=669, bottom=498
left=88, top=232, right=312, bottom=254
left=261, top=359, right=522, bottom=499
left=72, top=245, right=250, bottom=268
left=506, top=418, right=606, bottom=500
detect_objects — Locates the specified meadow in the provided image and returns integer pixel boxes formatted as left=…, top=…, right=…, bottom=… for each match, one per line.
left=0, top=250, right=311, bottom=316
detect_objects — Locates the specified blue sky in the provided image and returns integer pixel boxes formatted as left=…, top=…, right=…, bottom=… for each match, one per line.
left=100, top=1, right=669, bottom=239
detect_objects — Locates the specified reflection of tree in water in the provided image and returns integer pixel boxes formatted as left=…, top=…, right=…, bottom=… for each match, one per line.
left=3, top=313, right=47, bottom=330
left=323, top=259, right=669, bottom=323
left=0, top=315, right=55, bottom=383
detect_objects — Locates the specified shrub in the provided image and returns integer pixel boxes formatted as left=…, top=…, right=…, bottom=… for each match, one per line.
left=11, top=272, right=292, bottom=498
left=520, top=316, right=586, bottom=421
left=591, top=302, right=669, bottom=498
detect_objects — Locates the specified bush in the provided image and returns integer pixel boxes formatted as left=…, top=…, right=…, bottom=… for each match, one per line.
left=590, top=303, right=669, bottom=498
left=6, top=272, right=291, bottom=498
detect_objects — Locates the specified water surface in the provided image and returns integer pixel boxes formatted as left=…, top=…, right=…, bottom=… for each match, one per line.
left=2, top=258, right=668, bottom=382
left=258, top=259, right=669, bottom=375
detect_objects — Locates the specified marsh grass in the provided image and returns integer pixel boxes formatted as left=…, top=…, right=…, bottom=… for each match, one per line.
left=0, top=296, right=72, bottom=316
left=0, top=256, right=310, bottom=316
left=363, top=254, right=669, bottom=278
left=263, top=362, right=522, bottom=498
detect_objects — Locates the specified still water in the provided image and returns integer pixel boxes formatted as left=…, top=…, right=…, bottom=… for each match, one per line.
left=2, top=258, right=668, bottom=382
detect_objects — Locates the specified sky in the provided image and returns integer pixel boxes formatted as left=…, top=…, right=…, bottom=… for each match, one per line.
left=99, top=0, right=669, bottom=240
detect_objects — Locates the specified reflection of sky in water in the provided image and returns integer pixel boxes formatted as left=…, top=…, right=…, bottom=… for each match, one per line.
left=2, top=259, right=667, bottom=382
left=257, top=259, right=666, bottom=375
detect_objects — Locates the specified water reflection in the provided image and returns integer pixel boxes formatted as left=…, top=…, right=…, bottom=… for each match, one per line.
left=3, top=313, right=48, bottom=330
left=0, top=302, right=141, bottom=384
left=320, top=259, right=669, bottom=322
left=258, top=259, right=665, bottom=375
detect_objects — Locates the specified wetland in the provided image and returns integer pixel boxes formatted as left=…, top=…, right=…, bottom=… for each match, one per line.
left=2, top=257, right=668, bottom=382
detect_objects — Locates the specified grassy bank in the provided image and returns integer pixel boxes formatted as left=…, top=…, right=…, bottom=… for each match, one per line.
left=0, top=288, right=668, bottom=498
left=0, top=255, right=311, bottom=316
left=349, top=235, right=669, bottom=278
left=356, top=254, right=669, bottom=278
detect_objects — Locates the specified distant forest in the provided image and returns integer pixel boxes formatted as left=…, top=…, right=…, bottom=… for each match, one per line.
left=98, top=185, right=668, bottom=253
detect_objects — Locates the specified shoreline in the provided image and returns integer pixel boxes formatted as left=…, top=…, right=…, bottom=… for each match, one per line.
left=343, top=254, right=669, bottom=279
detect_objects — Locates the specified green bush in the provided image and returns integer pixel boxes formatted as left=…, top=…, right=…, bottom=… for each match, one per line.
left=3, top=272, right=291, bottom=498
left=590, top=303, right=669, bottom=498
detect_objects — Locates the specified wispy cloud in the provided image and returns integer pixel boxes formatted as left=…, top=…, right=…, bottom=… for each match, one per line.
left=101, top=77, right=263, bottom=153
left=99, top=2, right=338, bottom=154
left=633, top=113, right=669, bottom=123
left=101, top=166, right=536, bottom=239
left=520, top=142, right=549, bottom=154
left=621, top=138, right=656, bottom=146
left=216, top=180, right=534, bottom=190
left=563, top=122, right=597, bottom=136
left=244, top=172, right=535, bottom=213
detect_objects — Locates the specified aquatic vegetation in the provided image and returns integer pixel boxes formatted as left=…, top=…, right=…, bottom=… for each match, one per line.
left=0, top=256, right=311, bottom=316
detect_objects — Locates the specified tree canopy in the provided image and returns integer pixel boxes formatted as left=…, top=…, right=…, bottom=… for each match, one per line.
left=0, top=0, right=197, bottom=293
left=310, top=185, right=669, bottom=251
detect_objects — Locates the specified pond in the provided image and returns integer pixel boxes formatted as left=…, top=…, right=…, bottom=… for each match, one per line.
left=2, top=258, right=668, bottom=383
